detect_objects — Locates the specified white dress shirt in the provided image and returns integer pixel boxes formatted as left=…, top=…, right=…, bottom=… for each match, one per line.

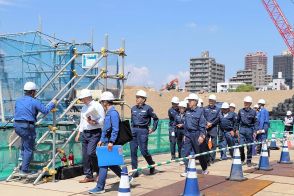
left=284, top=116, right=293, bottom=126
left=79, top=100, right=105, bottom=132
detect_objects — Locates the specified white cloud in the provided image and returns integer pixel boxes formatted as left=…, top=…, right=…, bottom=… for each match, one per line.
left=186, top=21, right=219, bottom=33
left=163, top=71, right=190, bottom=89
left=125, top=64, right=154, bottom=87
left=0, top=0, right=12, bottom=6
left=0, top=0, right=25, bottom=7
left=208, top=25, right=218, bottom=32
left=186, top=22, right=197, bottom=30
left=0, top=0, right=18, bottom=6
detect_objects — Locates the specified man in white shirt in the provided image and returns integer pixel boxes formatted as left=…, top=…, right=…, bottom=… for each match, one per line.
left=75, top=89, right=105, bottom=183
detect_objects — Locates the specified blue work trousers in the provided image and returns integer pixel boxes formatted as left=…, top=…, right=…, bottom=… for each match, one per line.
left=239, top=127, right=254, bottom=163
left=169, top=127, right=177, bottom=158
left=220, top=131, right=235, bottom=159
left=130, top=127, right=153, bottom=169
left=183, top=132, right=208, bottom=171
left=206, top=129, right=218, bottom=162
left=81, top=129, right=101, bottom=178
left=177, top=128, right=185, bottom=158
left=14, top=122, right=36, bottom=172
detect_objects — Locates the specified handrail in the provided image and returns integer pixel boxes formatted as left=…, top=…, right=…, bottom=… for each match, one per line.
left=57, top=69, right=106, bottom=120
left=35, top=54, right=77, bottom=97
left=35, top=55, right=104, bottom=125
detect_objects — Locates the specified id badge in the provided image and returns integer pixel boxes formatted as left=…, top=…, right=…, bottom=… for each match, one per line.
left=171, top=131, right=175, bottom=137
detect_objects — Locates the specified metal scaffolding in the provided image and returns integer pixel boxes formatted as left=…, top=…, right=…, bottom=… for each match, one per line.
left=0, top=31, right=128, bottom=184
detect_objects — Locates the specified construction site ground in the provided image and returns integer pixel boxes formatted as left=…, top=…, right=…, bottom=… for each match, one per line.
left=0, top=147, right=293, bottom=196
left=123, top=87, right=294, bottom=119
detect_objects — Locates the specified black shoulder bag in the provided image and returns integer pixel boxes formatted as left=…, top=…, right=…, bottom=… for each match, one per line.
left=106, top=111, right=133, bottom=145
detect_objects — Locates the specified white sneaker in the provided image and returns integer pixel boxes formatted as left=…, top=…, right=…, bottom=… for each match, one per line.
left=180, top=172, right=187, bottom=177
left=179, top=161, right=185, bottom=165
left=202, top=170, right=209, bottom=175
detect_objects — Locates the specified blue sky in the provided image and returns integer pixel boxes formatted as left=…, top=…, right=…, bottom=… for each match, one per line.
left=0, top=0, right=294, bottom=89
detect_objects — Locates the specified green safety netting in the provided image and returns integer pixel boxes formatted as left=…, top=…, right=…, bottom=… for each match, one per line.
left=0, top=120, right=288, bottom=180
left=268, top=120, right=286, bottom=139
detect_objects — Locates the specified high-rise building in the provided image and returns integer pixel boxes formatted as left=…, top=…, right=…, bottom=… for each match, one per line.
left=229, top=68, right=272, bottom=89
left=185, top=51, right=225, bottom=92
left=252, top=64, right=267, bottom=87
left=230, top=51, right=271, bottom=89
left=229, top=69, right=253, bottom=85
left=264, top=75, right=273, bottom=85
left=245, top=51, right=267, bottom=72
left=273, top=51, right=294, bottom=89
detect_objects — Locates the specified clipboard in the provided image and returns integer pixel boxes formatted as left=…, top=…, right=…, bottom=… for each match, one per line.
left=96, top=145, right=125, bottom=166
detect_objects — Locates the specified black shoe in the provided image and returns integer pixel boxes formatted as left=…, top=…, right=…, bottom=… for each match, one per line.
left=171, top=156, right=176, bottom=160
left=246, top=162, right=253, bottom=167
left=144, top=155, right=155, bottom=175
left=150, top=167, right=155, bottom=175
left=132, top=171, right=139, bottom=178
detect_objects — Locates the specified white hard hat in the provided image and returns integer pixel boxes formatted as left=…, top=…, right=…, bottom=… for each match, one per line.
left=184, top=97, right=189, bottom=104
left=179, top=101, right=187, bottom=108
left=187, top=93, right=199, bottom=101
left=79, top=89, right=92, bottom=99
left=243, top=96, right=253, bottom=103
left=100, top=91, right=115, bottom=101
left=197, top=98, right=203, bottom=107
left=221, top=102, right=230, bottom=109
left=258, top=99, right=266, bottom=104
left=208, top=94, right=217, bottom=101
left=253, top=104, right=259, bottom=108
left=287, top=111, right=292, bottom=116
left=24, top=81, right=37, bottom=91
left=171, top=96, right=180, bottom=104
left=136, top=90, right=147, bottom=98
left=229, top=103, right=236, bottom=108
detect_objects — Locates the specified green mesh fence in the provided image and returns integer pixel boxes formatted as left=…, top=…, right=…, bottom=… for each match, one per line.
left=0, top=119, right=287, bottom=180
left=268, top=120, right=287, bottom=139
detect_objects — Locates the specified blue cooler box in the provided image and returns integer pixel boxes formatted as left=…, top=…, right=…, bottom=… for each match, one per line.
left=96, top=145, right=125, bottom=166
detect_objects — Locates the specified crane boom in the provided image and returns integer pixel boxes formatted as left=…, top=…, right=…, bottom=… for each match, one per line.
left=262, top=0, right=294, bottom=55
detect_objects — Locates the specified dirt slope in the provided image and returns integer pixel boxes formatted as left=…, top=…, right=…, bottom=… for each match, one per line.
left=120, top=86, right=294, bottom=119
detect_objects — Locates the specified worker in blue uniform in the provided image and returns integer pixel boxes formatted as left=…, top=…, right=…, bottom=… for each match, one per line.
left=175, top=101, right=187, bottom=160
left=203, top=94, right=220, bottom=164
left=235, top=96, right=259, bottom=167
left=89, top=91, right=133, bottom=194
left=130, top=90, right=159, bottom=178
left=168, top=97, right=180, bottom=160
left=256, top=99, right=270, bottom=154
left=229, top=103, right=239, bottom=145
left=229, top=103, right=236, bottom=113
left=181, top=93, right=208, bottom=177
left=219, top=102, right=237, bottom=160
left=14, top=81, right=56, bottom=176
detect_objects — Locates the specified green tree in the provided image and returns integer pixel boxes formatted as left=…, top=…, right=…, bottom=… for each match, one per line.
left=235, top=84, right=255, bottom=92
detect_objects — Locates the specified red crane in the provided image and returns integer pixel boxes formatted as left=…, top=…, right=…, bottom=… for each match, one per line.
left=261, top=0, right=294, bottom=55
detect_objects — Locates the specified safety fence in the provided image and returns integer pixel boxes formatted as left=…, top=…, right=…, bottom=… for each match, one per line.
left=0, top=119, right=289, bottom=180
left=128, top=140, right=266, bottom=174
